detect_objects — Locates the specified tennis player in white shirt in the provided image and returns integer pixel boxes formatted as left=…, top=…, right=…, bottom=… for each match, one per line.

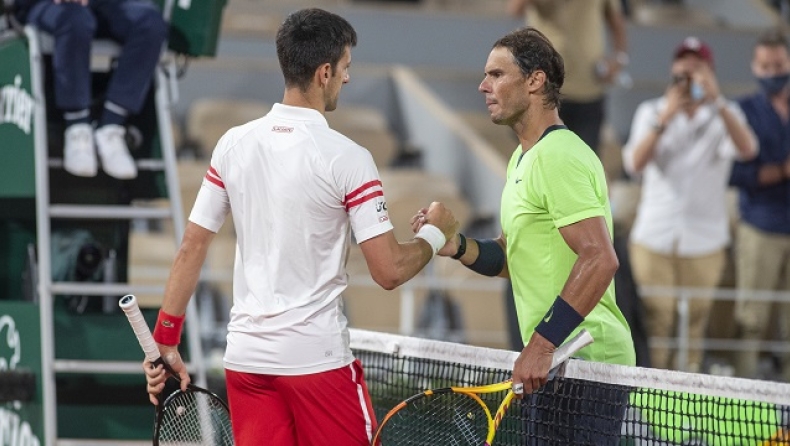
left=142, top=8, right=458, bottom=446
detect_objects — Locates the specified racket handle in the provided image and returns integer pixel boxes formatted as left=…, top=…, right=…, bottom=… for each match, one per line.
left=119, top=294, right=161, bottom=364
left=550, top=329, right=594, bottom=370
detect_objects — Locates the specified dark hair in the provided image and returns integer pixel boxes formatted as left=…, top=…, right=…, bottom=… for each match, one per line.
left=756, top=28, right=789, bottom=50
left=276, top=8, right=358, bottom=91
left=493, top=27, right=564, bottom=109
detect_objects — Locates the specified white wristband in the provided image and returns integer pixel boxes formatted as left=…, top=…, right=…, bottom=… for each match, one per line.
left=414, top=224, right=446, bottom=256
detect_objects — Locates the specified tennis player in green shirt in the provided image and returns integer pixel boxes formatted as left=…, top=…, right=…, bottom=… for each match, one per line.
left=413, top=26, right=635, bottom=445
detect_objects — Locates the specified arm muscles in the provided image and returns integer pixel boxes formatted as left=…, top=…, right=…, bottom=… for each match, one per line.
left=557, top=216, right=619, bottom=316
left=359, top=230, right=433, bottom=290
left=161, top=222, right=216, bottom=316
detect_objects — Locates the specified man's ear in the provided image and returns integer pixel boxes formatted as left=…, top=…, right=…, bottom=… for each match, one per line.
left=527, top=70, right=546, bottom=94
left=316, top=63, right=332, bottom=87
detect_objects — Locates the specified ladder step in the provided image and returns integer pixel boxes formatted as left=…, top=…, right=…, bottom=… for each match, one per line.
left=54, top=360, right=145, bottom=374
left=49, top=158, right=166, bottom=171
left=49, top=205, right=172, bottom=220
left=50, top=282, right=164, bottom=296
left=54, top=360, right=197, bottom=374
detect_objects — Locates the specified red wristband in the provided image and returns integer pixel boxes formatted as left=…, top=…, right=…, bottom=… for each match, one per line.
left=153, top=309, right=185, bottom=346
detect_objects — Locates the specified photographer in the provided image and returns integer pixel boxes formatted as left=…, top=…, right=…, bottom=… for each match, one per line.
left=622, top=36, right=757, bottom=372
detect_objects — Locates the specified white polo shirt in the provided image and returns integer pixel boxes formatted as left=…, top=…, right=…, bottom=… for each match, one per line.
left=623, top=97, right=751, bottom=256
left=189, top=103, right=393, bottom=375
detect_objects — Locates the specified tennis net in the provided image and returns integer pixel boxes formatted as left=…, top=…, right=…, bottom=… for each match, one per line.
left=350, top=328, right=790, bottom=446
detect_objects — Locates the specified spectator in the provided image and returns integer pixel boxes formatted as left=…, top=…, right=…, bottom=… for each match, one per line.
left=506, top=0, right=628, bottom=154
left=13, top=0, right=168, bottom=179
left=731, top=29, right=790, bottom=381
left=622, top=37, right=757, bottom=372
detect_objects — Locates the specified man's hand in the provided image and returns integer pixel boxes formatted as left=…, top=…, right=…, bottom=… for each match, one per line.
left=143, top=345, right=190, bottom=405
left=414, top=202, right=458, bottom=243
left=660, top=81, right=688, bottom=124
left=694, top=64, right=721, bottom=103
left=512, top=332, right=555, bottom=396
left=411, top=208, right=461, bottom=257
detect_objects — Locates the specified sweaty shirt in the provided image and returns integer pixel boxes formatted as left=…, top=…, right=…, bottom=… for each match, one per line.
left=501, top=127, right=635, bottom=366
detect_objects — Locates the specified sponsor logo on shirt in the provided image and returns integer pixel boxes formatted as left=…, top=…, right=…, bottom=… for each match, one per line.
left=272, top=125, right=294, bottom=133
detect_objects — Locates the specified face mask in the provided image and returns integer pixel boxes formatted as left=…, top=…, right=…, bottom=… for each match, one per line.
left=690, top=82, right=705, bottom=102
left=757, top=73, right=790, bottom=96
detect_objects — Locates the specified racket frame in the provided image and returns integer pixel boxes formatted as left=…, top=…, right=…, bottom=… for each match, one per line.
left=370, top=329, right=594, bottom=446
left=118, top=294, right=233, bottom=445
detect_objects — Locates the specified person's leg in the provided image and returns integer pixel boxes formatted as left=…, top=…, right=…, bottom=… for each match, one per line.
left=676, top=249, right=727, bottom=372
left=614, top=233, right=652, bottom=367
left=91, top=0, right=168, bottom=117
left=26, top=2, right=99, bottom=177
left=225, top=369, right=296, bottom=446
left=733, top=223, right=785, bottom=378
left=87, top=0, right=168, bottom=179
left=776, top=235, right=790, bottom=381
left=628, top=242, right=677, bottom=369
left=25, top=2, right=96, bottom=115
left=524, top=378, right=627, bottom=446
left=558, top=98, right=605, bottom=154
left=277, top=360, right=376, bottom=446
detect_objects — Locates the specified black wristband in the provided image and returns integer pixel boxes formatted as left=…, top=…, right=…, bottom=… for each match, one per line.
left=451, top=233, right=467, bottom=259
left=534, top=296, right=585, bottom=347
left=465, top=238, right=505, bottom=277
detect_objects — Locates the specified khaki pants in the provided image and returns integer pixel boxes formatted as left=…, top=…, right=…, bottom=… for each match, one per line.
left=733, top=222, right=790, bottom=380
left=629, top=243, right=726, bottom=372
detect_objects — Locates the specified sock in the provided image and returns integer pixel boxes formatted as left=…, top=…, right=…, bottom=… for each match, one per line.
left=63, top=109, right=90, bottom=127
left=99, top=101, right=129, bottom=127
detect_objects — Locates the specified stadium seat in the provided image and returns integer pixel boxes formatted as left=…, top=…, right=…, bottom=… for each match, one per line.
left=326, top=105, right=399, bottom=168
left=186, top=98, right=271, bottom=157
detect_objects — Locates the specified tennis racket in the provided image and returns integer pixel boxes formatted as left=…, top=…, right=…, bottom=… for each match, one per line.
left=119, top=294, right=234, bottom=446
left=371, top=329, right=594, bottom=446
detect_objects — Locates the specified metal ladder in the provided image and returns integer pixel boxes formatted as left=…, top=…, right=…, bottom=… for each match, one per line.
left=25, top=26, right=207, bottom=446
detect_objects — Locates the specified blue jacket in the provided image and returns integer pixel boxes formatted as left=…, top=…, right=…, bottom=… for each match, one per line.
left=731, top=92, right=790, bottom=234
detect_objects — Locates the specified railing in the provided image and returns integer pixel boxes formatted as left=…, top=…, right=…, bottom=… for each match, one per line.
left=132, top=263, right=790, bottom=375
left=639, top=285, right=790, bottom=372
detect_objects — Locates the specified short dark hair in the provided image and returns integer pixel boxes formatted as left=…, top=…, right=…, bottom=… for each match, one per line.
left=756, top=28, right=789, bottom=50
left=276, top=8, right=358, bottom=92
left=493, top=27, right=564, bottom=109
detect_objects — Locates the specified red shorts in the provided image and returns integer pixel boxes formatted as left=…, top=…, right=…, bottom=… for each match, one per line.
left=225, top=360, right=377, bottom=446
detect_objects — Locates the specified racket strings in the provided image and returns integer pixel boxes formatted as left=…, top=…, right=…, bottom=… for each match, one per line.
left=158, top=390, right=234, bottom=446
left=378, top=392, right=489, bottom=445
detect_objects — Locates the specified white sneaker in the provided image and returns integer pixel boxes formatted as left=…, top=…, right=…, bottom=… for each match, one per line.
left=95, top=124, right=137, bottom=179
left=63, top=123, right=97, bottom=177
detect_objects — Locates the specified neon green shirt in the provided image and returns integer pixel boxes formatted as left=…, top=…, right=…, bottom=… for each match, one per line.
left=501, top=127, right=635, bottom=366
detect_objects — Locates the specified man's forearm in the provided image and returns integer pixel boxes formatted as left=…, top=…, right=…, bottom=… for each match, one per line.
left=719, top=104, right=757, bottom=160
left=161, top=224, right=214, bottom=316
left=558, top=249, right=618, bottom=317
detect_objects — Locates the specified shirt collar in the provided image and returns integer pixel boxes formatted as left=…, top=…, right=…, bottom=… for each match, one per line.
left=270, top=103, right=328, bottom=127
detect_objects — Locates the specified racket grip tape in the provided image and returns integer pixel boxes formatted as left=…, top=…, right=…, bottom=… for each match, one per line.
left=119, top=294, right=161, bottom=363
left=550, top=329, right=594, bottom=370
